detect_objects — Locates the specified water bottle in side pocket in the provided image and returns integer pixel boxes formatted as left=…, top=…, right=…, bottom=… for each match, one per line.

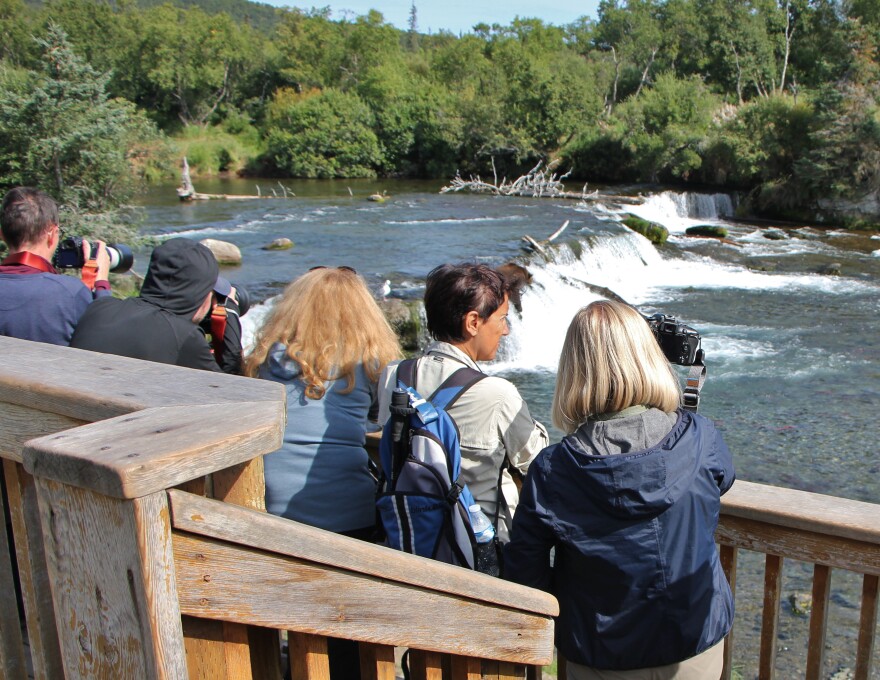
left=469, top=504, right=500, bottom=577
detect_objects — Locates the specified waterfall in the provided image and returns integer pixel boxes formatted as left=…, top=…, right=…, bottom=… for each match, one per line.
left=623, top=190, right=736, bottom=233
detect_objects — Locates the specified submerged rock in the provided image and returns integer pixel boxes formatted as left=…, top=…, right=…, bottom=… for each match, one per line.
left=817, top=262, right=842, bottom=276
left=378, top=298, right=422, bottom=353
left=200, top=238, right=242, bottom=265
left=262, top=238, right=294, bottom=251
left=764, top=229, right=788, bottom=240
left=622, top=215, right=668, bottom=245
left=788, top=591, right=812, bottom=616
left=686, top=225, right=729, bottom=239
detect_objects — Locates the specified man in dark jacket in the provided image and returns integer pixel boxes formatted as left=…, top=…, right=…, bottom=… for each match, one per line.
left=0, top=187, right=111, bottom=345
left=70, top=237, right=242, bottom=374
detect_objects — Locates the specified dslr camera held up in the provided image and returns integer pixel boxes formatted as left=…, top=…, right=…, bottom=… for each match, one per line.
left=644, top=313, right=702, bottom=366
left=53, top=236, right=134, bottom=274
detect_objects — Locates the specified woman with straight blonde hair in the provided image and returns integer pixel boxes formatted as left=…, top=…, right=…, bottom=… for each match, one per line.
left=505, top=300, right=735, bottom=680
left=246, top=266, right=400, bottom=537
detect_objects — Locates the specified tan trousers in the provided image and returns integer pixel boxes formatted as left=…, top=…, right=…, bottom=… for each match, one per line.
left=564, top=640, right=724, bottom=680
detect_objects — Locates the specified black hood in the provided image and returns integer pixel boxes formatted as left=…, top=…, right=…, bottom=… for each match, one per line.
left=139, top=238, right=218, bottom=317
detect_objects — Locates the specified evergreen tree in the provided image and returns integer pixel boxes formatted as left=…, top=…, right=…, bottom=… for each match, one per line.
left=0, top=23, right=158, bottom=238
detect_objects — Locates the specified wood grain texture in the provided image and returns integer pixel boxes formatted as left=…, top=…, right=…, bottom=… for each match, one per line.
left=23, top=402, right=284, bottom=499
left=450, top=655, right=481, bottom=680
left=855, top=573, right=878, bottom=680
left=36, top=478, right=187, bottom=679
left=289, top=632, right=329, bottom=680
left=169, top=490, right=557, bottom=617
left=172, top=532, right=556, bottom=665
left=409, top=650, right=443, bottom=680
left=0, top=335, right=284, bottom=422
left=0, top=465, right=27, bottom=680
left=716, top=515, right=880, bottom=576
left=721, top=480, right=880, bottom=546
left=359, top=643, right=396, bottom=680
left=0, top=404, right=85, bottom=464
left=719, top=544, right=737, bottom=680
left=805, top=563, right=831, bottom=680
left=759, top=554, right=783, bottom=680
left=4, top=460, right=64, bottom=680
left=182, top=616, right=229, bottom=680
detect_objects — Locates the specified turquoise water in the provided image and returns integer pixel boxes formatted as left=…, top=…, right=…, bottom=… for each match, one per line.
left=136, top=178, right=880, bottom=677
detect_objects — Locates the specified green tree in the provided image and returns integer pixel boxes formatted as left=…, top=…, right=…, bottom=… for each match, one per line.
left=264, top=88, right=382, bottom=178
left=0, top=24, right=158, bottom=239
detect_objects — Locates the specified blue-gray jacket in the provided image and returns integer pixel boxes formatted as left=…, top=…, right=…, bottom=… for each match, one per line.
left=260, top=343, right=378, bottom=533
left=504, top=408, right=735, bottom=670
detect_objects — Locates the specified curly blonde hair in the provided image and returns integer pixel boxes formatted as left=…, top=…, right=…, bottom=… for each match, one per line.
left=245, top=268, right=401, bottom=399
left=552, top=300, right=682, bottom=433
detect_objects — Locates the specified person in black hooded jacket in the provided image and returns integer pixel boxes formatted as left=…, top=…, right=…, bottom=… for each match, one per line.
left=70, top=237, right=242, bottom=374
left=505, top=300, right=734, bottom=680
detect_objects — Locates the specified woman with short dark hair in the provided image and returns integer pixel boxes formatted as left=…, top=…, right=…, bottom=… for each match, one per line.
left=377, top=262, right=548, bottom=545
left=505, top=300, right=735, bottom=679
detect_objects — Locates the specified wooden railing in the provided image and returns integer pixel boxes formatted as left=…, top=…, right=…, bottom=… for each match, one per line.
left=0, top=336, right=557, bottom=679
left=717, top=481, right=879, bottom=680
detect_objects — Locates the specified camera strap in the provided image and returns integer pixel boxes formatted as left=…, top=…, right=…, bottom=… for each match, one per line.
left=80, top=259, right=99, bottom=291
left=208, top=303, right=228, bottom=359
left=1, top=251, right=57, bottom=273
left=683, top=353, right=706, bottom=413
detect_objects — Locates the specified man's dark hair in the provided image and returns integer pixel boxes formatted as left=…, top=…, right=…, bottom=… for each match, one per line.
left=425, top=262, right=508, bottom=342
left=0, top=187, right=59, bottom=250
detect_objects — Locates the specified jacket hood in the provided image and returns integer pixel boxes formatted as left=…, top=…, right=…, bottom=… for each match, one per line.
left=264, top=343, right=301, bottom=380
left=560, top=410, right=704, bottom=520
left=139, top=238, right=218, bottom=317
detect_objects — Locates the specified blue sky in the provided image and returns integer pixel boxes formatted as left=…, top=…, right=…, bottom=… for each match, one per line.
left=263, top=1, right=601, bottom=34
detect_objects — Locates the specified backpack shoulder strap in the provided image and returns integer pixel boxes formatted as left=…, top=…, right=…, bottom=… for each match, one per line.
left=395, top=358, right=418, bottom=391
left=429, top=367, right=486, bottom=411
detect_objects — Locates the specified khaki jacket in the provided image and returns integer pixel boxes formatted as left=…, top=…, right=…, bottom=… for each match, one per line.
left=377, top=341, right=549, bottom=541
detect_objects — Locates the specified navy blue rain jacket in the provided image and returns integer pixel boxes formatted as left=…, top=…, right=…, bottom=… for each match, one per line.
left=504, top=409, right=735, bottom=670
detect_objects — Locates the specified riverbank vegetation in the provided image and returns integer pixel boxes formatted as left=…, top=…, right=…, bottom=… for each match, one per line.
left=1, top=0, right=880, bottom=227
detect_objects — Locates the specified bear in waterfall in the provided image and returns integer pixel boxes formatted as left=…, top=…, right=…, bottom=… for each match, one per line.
left=496, top=262, right=533, bottom=316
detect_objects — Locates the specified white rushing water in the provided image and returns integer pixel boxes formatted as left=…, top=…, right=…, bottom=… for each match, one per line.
left=492, top=227, right=866, bottom=373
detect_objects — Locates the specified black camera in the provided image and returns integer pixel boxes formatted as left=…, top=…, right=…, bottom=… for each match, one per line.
left=215, top=284, right=250, bottom=317
left=644, top=313, right=702, bottom=366
left=53, top=236, right=134, bottom=274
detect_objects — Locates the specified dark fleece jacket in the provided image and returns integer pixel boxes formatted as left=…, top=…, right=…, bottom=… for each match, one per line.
left=70, top=238, right=242, bottom=373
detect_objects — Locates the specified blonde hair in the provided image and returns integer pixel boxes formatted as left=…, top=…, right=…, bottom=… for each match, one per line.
left=552, top=300, right=682, bottom=433
left=245, top=268, right=401, bottom=399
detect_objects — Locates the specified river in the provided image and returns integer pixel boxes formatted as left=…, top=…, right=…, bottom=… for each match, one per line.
left=135, top=177, right=880, bottom=678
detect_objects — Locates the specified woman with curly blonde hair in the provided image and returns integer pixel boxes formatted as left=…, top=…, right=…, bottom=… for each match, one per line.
left=506, top=300, right=735, bottom=680
left=246, top=267, right=400, bottom=538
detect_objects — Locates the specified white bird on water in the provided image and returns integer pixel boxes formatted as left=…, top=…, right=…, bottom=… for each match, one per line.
left=381, top=280, right=391, bottom=299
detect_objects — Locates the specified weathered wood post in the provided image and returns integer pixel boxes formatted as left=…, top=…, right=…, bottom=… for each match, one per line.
left=0, top=336, right=286, bottom=679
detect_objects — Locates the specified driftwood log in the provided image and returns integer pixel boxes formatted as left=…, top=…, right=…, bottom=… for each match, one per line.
left=440, top=160, right=643, bottom=205
left=177, top=158, right=294, bottom=201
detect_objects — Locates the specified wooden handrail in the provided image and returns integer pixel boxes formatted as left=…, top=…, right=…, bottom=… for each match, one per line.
left=0, top=337, right=558, bottom=679
left=718, top=481, right=879, bottom=680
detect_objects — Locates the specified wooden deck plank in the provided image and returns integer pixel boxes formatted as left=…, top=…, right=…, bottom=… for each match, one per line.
left=722, top=480, right=880, bottom=546
left=172, top=532, right=555, bottom=665
left=22, top=402, right=284, bottom=499
left=0, top=335, right=283, bottom=422
left=854, top=573, right=878, bottom=680
left=3, top=461, right=63, bottom=680
left=169, top=490, right=557, bottom=617
left=718, top=544, right=737, bottom=680
left=359, top=643, right=396, bottom=680
left=289, top=633, right=329, bottom=680
left=36, top=478, right=187, bottom=678
left=0, top=465, right=27, bottom=679
left=759, top=554, right=783, bottom=680
left=805, top=564, right=831, bottom=680
left=716, top=515, right=880, bottom=576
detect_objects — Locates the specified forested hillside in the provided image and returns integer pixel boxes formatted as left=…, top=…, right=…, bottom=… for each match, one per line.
left=2, top=0, right=880, bottom=225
